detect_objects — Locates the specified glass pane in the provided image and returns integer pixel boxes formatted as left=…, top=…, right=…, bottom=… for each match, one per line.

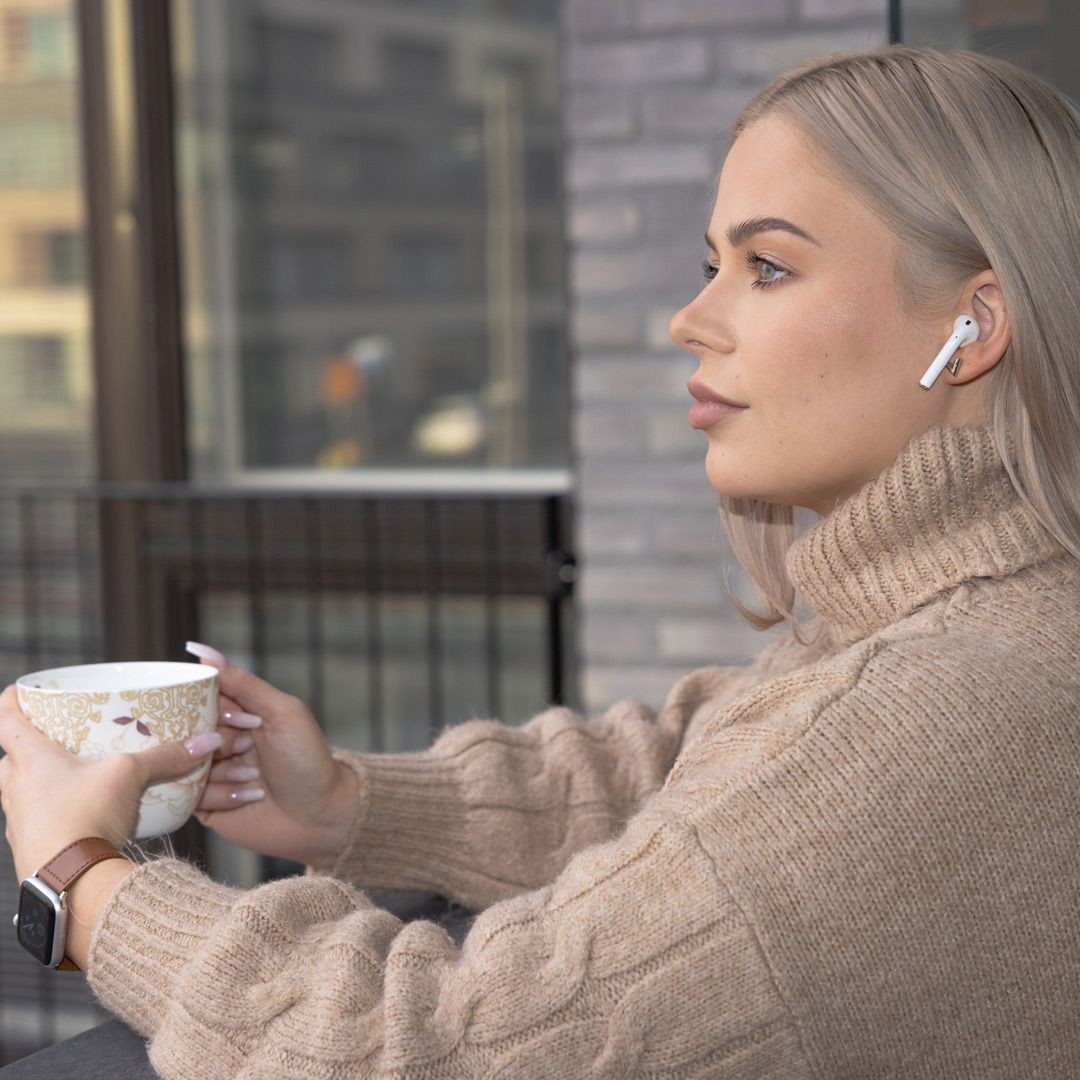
left=172, top=0, right=568, bottom=481
left=901, top=0, right=1080, bottom=103
left=0, top=0, right=93, bottom=482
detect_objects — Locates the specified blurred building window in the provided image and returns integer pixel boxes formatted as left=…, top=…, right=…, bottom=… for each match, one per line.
left=382, top=36, right=450, bottom=95
left=901, top=0, right=1080, bottom=106
left=0, top=334, right=70, bottom=402
left=0, top=0, right=92, bottom=483
left=0, top=119, right=76, bottom=186
left=173, top=0, right=568, bottom=483
left=26, top=8, right=76, bottom=78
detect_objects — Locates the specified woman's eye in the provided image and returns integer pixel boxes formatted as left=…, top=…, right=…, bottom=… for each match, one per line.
left=700, top=251, right=790, bottom=289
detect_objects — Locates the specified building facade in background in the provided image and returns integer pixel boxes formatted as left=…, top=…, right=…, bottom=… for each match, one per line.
left=1, top=0, right=1077, bottom=1064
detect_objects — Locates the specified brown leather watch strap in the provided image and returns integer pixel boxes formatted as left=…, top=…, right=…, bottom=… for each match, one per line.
left=36, top=837, right=128, bottom=972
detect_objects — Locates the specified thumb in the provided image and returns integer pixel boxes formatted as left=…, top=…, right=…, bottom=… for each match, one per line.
left=185, top=641, right=293, bottom=721
left=134, top=730, right=223, bottom=787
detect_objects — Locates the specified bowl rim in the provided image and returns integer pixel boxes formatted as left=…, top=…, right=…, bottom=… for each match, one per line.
left=16, top=661, right=218, bottom=694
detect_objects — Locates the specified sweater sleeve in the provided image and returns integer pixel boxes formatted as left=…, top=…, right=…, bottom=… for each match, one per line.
left=305, top=659, right=771, bottom=910
left=87, top=794, right=813, bottom=1079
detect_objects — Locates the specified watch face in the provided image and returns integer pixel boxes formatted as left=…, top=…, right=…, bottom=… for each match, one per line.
left=16, top=880, right=60, bottom=967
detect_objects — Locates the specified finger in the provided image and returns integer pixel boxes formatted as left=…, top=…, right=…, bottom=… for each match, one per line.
left=132, top=730, right=223, bottom=787
left=207, top=756, right=260, bottom=784
left=195, top=780, right=266, bottom=812
left=203, top=722, right=253, bottom=762
left=218, top=691, right=244, bottom=717
left=215, top=693, right=260, bottom=740
left=186, top=642, right=296, bottom=725
left=0, top=693, right=56, bottom=758
left=218, top=701, right=263, bottom=730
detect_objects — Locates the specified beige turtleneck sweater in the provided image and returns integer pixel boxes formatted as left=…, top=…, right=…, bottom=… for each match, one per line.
left=86, top=421, right=1079, bottom=1078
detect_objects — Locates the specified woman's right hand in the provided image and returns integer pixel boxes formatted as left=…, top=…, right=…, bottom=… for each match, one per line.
left=185, top=642, right=360, bottom=872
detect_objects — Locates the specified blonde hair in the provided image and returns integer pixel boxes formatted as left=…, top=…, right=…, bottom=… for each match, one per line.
left=715, top=44, right=1080, bottom=648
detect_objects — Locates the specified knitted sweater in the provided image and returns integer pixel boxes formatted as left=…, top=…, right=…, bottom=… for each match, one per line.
left=86, top=420, right=1080, bottom=1079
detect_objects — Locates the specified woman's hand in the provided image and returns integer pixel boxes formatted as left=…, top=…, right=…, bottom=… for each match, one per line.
left=0, top=685, right=222, bottom=883
left=185, top=643, right=360, bottom=871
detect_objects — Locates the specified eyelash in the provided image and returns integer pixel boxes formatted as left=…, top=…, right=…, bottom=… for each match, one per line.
left=701, top=249, right=789, bottom=289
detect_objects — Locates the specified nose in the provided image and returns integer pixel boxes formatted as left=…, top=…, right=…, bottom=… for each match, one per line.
left=668, top=299, right=700, bottom=354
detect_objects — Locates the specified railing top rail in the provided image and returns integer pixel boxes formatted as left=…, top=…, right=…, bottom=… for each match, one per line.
left=0, top=480, right=572, bottom=502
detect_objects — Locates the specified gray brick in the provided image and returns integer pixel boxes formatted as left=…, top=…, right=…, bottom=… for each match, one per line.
left=564, top=0, right=637, bottom=37
left=581, top=664, right=693, bottom=713
left=639, top=183, right=716, bottom=243
left=567, top=142, right=715, bottom=192
left=574, top=355, right=692, bottom=403
left=647, top=410, right=701, bottom=458
left=572, top=406, right=650, bottom=457
left=641, top=83, right=750, bottom=138
left=579, top=561, right=724, bottom=611
left=656, top=614, right=764, bottom=663
left=648, top=306, right=688, bottom=352
left=578, top=457, right=716, bottom=509
left=720, top=25, right=887, bottom=83
left=567, top=38, right=711, bottom=86
left=577, top=508, right=654, bottom=557
left=579, top=610, right=657, bottom=661
left=571, top=243, right=694, bottom=297
left=639, top=0, right=795, bottom=31
left=654, top=510, right=727, bottom=557
left=798, top=0, right=888, bottom=23
left=559, top=0, right=863, bottom=714
left=568, top=198, right=642, bottom=244
left=570, top=303, right=643, bottom=349
left=565, top=87, right=637, bottom=140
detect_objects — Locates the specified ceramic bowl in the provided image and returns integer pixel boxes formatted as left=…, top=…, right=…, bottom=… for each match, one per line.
left=15, top=661, right=219, bottom=839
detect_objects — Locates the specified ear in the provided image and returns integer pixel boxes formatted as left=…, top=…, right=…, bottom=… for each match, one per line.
left=951, top=270, right=1010, bottom=385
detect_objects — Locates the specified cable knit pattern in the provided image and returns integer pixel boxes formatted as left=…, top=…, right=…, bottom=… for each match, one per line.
left=84, top=421, right=1079, bottom=1078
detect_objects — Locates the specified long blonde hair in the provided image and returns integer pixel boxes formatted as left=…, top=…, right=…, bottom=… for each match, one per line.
left=715, top=44, right=1080, bottom=647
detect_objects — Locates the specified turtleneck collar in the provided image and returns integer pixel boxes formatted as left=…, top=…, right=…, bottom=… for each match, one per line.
left=785, top=422, right=1067, bottom=647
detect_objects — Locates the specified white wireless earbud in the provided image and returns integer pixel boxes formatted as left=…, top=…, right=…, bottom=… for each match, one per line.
left=919, top=315, right=979, bottom=389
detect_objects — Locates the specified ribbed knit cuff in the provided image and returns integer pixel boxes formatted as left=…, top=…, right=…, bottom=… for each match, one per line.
left=305, top=746, right=473, bottom=896
left=87, top=858, right=243, bottom=1038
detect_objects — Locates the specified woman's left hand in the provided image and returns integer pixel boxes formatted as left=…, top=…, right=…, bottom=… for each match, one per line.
left=0, top=684, right=221, bottom=883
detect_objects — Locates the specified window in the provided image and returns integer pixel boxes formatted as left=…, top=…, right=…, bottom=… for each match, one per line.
left=174, top=0, right=569, bottom=480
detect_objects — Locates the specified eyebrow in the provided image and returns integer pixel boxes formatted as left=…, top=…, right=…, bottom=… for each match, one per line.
left=705, top=216, right=823, bottom=251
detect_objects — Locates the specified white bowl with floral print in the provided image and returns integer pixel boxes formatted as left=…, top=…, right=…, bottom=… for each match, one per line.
left=15, top=661, right=219, bottom=839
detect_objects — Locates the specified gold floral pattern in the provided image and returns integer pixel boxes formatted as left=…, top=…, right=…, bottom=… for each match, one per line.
left=17, top=673, right=218, bottom=838
left=18, top=690, right=111, bottom=754
left=118, top=682, right=212, bottom=742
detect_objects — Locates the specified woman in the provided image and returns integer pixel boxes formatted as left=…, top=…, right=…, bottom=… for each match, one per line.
left=2, top=44, right=1078, bottom=1078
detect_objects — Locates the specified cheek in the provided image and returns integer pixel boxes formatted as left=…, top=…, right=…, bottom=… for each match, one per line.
left=762, top=290, right=868, bottom=401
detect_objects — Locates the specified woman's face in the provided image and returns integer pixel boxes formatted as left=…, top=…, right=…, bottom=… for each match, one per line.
left=668, top=114, right=992, bottom=516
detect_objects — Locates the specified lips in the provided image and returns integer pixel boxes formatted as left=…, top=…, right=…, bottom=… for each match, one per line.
left=686, top=377, right=748, bottom=408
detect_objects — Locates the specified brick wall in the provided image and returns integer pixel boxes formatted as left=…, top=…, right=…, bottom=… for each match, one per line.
left=560, top=0, right=888, bottom=711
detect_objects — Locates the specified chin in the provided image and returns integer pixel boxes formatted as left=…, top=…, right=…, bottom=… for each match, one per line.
left=704, top=465, right=754, bottom=501
left=703, top=444, right=751, bottom=500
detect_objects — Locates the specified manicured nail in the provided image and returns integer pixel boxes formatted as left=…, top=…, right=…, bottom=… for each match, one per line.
left=186, top=641, right=227, bottom=670
left=225, top=764, right=260, bottom=782
left=185, top=731, right=223, bottom=758
left=221, top=709, right=262, bottom=729
left=230, top=787, right=265, bottom=803
left=233, top=733, right=254, bottom=754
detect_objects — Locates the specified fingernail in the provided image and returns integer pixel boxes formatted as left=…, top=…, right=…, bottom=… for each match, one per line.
left=185, top=731, right=223, bottom=758
left=230, top=787, right=265, bottom=803
left=186, top=641, right=227, bottom=670
left=221, top=710, right=262, bottom=729
left=233, top=733, right=254, bottom=754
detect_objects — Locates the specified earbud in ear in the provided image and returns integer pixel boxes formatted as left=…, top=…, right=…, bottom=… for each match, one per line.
left=920, top=315, right=979, bottom=389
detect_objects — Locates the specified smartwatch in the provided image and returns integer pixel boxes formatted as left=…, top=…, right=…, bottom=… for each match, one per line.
left=12, top=837, right=127, bottom=971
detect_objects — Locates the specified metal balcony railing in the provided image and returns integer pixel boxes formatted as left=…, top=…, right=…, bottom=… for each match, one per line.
left=0, top=481, right=576, bottom=1065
